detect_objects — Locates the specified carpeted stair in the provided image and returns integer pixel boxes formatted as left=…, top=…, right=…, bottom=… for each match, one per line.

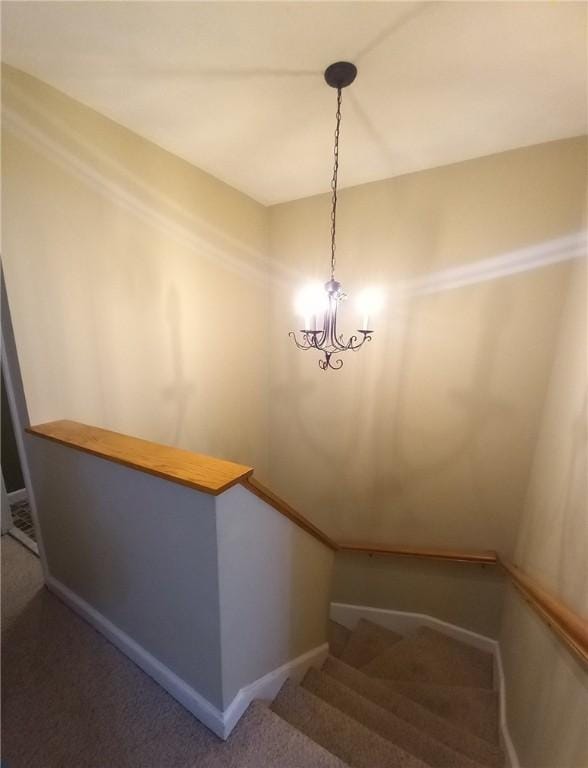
left=236, top=617, right=504, bottom=767
left=301, top=667, right=485, bottom=768
left=360, top=627, right=494, bottom=688
left=271, top=679, right=429, bottom=768
left=2, top=535, right=506, bottom=767
left=321, top=656, right=502, bottom=768
left=339, top=618, right=403, bottom=668
left=201, top=700, right=349, bottom=767
left=386, top=681, right=500, bottom=746
left=328, top=619, right=351, bottom=659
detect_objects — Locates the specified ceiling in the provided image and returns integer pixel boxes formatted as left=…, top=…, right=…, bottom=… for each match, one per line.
left=2, top=2, right=586, bottom=205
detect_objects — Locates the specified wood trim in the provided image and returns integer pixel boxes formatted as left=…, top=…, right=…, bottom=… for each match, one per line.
left=500, top=558, right=588, bottom=666
left=337, top=542, right=497, bottom=565
left=26, top=420, right=253, bottom=496
left=241, top=477, right=338, bottom=551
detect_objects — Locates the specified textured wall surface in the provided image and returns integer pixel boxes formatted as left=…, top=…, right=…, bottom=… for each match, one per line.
left=332, top=552, right=505, bottom=638
left=512, top=258, right=587, bottom=614
left=500, top=258, right=588, bottom=768
left=267, top=137, right=586, bottom=555
left=4, top=61, right=587, bottom=765
left=29, top=437, right=224, bottom=708
left=2, top=65, right=270, bottom=475
left=216, top=484, right=334, bottom=707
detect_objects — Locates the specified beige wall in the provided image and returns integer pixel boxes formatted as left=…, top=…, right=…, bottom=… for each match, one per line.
left=332, top=552, right=505, bottom=638
left=4, top=66, right=587, bottom=759
left=4, top=64, right=585, bottom=559
left=29, top=435, right=225, bottom=709
left=2, top=65, right=270, bottom=473
left=28, top=432, right=335, bottom=727
left=216, top=484, right=334, bottom=707
left=500, top=257, right=588, bottom=768
left=267, top=137, right=586, bottom=556
left=501, top=586, right=588, bottom=768
left=512, top=258, right=587, bottom=613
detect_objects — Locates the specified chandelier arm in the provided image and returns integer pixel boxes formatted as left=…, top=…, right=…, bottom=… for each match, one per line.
left=317, top=313, right=330, bottom=347
left=289, top=318, right=333, bottom=350
left=328, top=298, right=336, bottom=347
left=329, top=299, right=352, bottom=351
left=328, top=297, right=340, bottom=349
left=306, top=318, right=329, bottom=349
left=288, top=331, right=315, bottom=350
left=348, top=332, right=373, bottom=350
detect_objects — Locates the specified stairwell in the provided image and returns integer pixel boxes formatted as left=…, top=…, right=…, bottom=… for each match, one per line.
left=222, top=619, right=505, bottom=768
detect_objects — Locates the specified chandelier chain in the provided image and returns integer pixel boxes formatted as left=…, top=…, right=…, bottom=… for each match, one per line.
left=330, top=87, right=342, bottom=282
left=289, top=62, right=373, bottom=371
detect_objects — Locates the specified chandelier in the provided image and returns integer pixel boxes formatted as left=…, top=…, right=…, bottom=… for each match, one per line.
left=289, top=61, right=376, bottom=371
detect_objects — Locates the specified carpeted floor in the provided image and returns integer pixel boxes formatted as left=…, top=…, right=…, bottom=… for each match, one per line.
left=2, top=536, right=503, bottom=767
left=1, top=536, right=342, bottom=767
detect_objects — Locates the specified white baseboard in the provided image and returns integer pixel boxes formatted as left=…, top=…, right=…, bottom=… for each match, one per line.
left=222, top=642, right=329, bottom=738
left=8, top=525, right=39, bottom=555
left=494, top=643, right=520, bottom=768
left=46, top=574, right=328, bottom=741
left=330, top=602, right=519, bottom=768
left=7, top=488, right=28, bottom=504
left=330, top=601, right=496, bottom=653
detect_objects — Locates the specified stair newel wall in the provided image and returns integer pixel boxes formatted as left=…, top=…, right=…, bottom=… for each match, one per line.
left=215, top=484, right=335, bottom=712
left=25, top=421, right=336, bottom=739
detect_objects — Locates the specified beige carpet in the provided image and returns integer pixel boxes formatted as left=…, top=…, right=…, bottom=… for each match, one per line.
left=321, top=657, right=503, bottom=768
left=382, top=681, right=500, bottom=747
left=361, top=627, right=494, bottom=689
left=338, top=618, right=403, bottom=668
left=2, top=536, right=504, bottom=767
left=271, top=679, right=429, bottom=768
left=302, top=668, right=484, bottom=768
left=1, top=537, right=343, bottom=768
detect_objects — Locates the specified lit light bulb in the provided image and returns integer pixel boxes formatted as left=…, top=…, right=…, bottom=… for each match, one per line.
left=355, top=287, right=384, bottom=331
left=294, top=282, right=329, bottom=330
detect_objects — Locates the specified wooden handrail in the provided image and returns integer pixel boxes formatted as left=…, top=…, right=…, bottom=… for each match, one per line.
left=241, top=477, right=338, bottom=551
left=338, top=542, right=497, bottom=565
left=26, top=420, right=253, bottom=495
left=500, top=558, right=588, bottom=665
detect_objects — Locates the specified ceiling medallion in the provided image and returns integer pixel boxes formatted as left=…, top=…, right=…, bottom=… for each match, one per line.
left=289, top=62, right=378, bottom=371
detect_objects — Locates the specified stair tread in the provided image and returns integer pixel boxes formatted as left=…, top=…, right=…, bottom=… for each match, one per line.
left=303, top=667, right=488, bottom=768
left=322, top=657, right=503, bottom=767
left=328, top=620, right=352, bottom=659
left=271, top=679, right=429, bottom=768
left=204, top=700, right=349, bottom=768
left=413, top=628, right=494, bottom=669
left=339, top=618, right=403, bottom=668
left=361, top=627, right=494, bottom=690
left=381, top=681, right=500, bottom=746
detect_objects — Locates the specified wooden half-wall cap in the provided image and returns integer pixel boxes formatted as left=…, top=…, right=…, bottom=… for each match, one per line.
left=500, top=558, right=588, bottom=666
left=26, top=420, right=253, bottom=495
left=241, top=476, right=338, bottom=552
left=337, top=542, right=498, bottom=565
